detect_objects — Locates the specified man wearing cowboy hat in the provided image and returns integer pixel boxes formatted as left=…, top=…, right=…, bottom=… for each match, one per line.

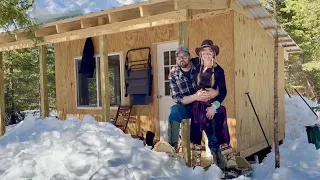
left=167, top=41, right=219, bottom=151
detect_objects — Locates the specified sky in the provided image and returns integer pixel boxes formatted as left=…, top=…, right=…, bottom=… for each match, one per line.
left=30, top=0, right=146, bottom=24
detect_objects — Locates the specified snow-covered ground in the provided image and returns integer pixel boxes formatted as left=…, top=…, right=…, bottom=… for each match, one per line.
left=0, top=95, right=319, bottom=179
left=252, top=95, right=320, bottom=180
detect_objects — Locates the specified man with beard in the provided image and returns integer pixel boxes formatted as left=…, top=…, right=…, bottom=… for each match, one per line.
left=167, top=46, right=218, bottom=151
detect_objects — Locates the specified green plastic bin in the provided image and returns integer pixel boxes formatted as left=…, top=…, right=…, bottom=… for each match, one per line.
left=306, top=125, right=320, bottom=150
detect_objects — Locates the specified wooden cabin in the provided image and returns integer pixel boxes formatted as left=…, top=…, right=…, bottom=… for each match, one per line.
left=0, top=0, right=301, bottom=158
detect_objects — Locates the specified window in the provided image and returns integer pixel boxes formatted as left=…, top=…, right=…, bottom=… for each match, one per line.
left=75, top=53, right=123, bottom=108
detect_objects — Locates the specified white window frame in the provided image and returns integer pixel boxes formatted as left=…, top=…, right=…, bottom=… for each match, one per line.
left=74, top=52, right=124, bottom=110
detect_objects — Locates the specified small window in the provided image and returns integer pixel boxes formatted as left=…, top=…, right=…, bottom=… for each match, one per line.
left=75, top=53, right=123, bottom=108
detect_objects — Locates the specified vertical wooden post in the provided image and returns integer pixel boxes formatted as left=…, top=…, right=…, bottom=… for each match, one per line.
left=98, top=18, right=110, bottom=122
left=179, top=9, right=191, bottom=167
left=181, top=118, right=191, bottom=167
left=39, top=45, right=49, bottom=119
left=0, top=52, right=6, bottom=135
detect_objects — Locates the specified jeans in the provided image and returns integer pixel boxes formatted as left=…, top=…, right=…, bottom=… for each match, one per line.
left=168, top=104, right=191, bottom=149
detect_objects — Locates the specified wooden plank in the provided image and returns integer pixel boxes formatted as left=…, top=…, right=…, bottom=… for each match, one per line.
left=56, top=21, right=82, bottom=33
left=0, top=10, right=187, bottom=52
left=0, top=52, right=5, bottom=135
left=39, top=45, right=49, bottom=119
left=42, top=0, right=171, bottom=27
left=255, top=16, right=272, bottom=21
left=191, top=9, right=230, bottom=20
left=108, top=8, right=141, bottom=23
left=140, top=1, right=175, bottom=17
left=176, top=0, right=228, bottom=10
left=99, top=18, right=110, bottom=122
left=35, top=26, right=57, bottom=37
left=181, top=118, right=191, bottom=167
left=243, top=4, right=262, bottom=10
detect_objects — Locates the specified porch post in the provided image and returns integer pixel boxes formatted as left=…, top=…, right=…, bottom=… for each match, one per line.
left=0, top=52, right=5, bottom=135
left=98, top=18, right=110, bottom=122
left=179, top=9, right=192, bottom=167
left=39, top=45, right=49, bottom=119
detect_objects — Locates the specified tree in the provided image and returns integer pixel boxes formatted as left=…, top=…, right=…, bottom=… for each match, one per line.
left=261, top=0, right=320, bottom=102
left=0, top=0, right=37, bottom=39
left=3, top=45, right=56, bottom=113
left=273, top=0, right=280, bottom=169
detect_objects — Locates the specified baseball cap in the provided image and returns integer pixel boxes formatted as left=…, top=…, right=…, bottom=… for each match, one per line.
left=175, top=46, right=190, bottom=56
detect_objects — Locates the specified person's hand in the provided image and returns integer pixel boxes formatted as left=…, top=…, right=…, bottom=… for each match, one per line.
left=168, top=66, right=177, bottom=79
left=205, top=88, right=219, bottom=99
left=206, top=106, right=216, bottom=120
left=195, top=90, right=210, bottom=102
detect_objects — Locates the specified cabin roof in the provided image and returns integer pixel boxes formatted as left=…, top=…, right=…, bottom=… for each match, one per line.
left=0, top=0, right=301, bottom=53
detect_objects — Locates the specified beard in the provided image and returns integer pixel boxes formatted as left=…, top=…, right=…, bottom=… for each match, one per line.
left=179, top=60, right=189, bottom=68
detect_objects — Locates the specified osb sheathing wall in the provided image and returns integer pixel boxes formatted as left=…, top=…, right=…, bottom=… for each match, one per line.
left=233, top=11, right=285, bottom=157
left=54, top=13, right=236, bottom=141
left=55, top=24, right=178, bottom=138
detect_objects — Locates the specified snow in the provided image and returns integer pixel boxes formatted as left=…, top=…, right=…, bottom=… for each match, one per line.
left=0, top=114, right=223, bottom=180
left=0, top=95, right=319, bottom=179
left=252, top=95, right=320, bottom=180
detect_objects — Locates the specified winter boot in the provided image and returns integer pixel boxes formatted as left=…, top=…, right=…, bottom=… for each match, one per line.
left=210, top=148, right=225, bottom=172
left=192, top=144, right=202, bottom=167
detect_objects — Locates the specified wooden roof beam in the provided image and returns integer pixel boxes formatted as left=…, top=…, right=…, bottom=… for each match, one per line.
left=56, top=20, right=82, bottom=34
left=175, top=0, right=228, bottom=10
left=278, top=39, right=293, bottom=43
left=35, top=26, right=57, bottom=37
left=0, top=34, right=16, bottom=44
left=282, top=44, right=297, bottom=48
left=0, top=9, right=188, bottom=52
left=255, top=16, right=272, bottom=21
left=140, top=1, right=175, bottom=17
left=14, top=32, right=28, bottom=41
left=286, top=49, right=301, bottom=53
left=108, top=8, right=141, bottom=23
left=265, top=26, right=280, bottom=31
left=243, top=4, right=262, bottom=10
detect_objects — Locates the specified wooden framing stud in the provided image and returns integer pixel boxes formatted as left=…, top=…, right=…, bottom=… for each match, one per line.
left=0, top=52, right=5, bottom=135
left=255, top=16, right=272, bottom=21
left=39, top=45, right=49, bottom=119
left=98, top=17, right=110, bottom=122
left=178, top=9, right=190, bottom=47
left=243, top=4, right=262, bottom=10
left=181, top=118, right=191, bottom=167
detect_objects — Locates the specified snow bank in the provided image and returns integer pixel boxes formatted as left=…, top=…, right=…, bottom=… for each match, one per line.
left=252, top=95, right=320, bottom=180
left=0, top=114, right=223, bottom=180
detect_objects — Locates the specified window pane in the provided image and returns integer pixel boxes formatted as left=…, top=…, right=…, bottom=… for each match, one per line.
left=164, top=51, right=169, bottom=65
left=164, top=67, right=169, bottom=81
left=170, top=50, right=176, bottom=65
left=76, top=60, right=98, bottom=107
left=97, top=55, right=121, bottom=107
left=165, top=82, right=170, bottom=96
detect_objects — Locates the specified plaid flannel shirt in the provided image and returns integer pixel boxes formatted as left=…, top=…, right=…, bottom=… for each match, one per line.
left=169, top=65, right=198, bottom=105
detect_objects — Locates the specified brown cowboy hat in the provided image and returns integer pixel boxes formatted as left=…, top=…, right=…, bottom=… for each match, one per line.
left=195, top=39, right=220, bottom=56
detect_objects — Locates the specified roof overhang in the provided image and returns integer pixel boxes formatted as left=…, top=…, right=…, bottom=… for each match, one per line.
left=0, top=0, right=301, bottom=54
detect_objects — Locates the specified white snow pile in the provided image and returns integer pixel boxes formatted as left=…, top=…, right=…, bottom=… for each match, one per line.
left=252, top=95, right=320, bottom=180
left=0, top=114, right=223, bottom=180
